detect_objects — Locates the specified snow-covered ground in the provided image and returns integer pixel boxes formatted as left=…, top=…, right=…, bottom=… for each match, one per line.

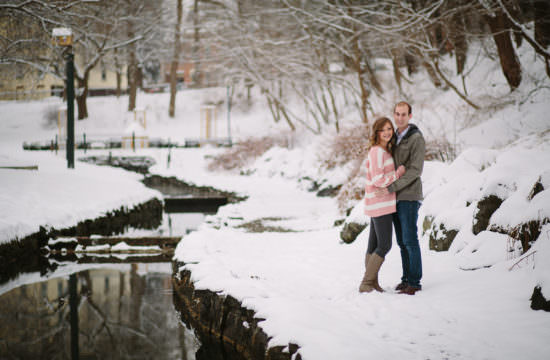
left=164, top=140, right=550, bottom=359
left=1, top=41, right=550, bottom=359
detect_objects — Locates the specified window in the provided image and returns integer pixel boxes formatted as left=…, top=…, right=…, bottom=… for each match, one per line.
left=15, top=63, right=25, bottom=79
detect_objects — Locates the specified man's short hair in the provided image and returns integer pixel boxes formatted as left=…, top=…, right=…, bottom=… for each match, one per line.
left=395, top=101, right=412, bottom=115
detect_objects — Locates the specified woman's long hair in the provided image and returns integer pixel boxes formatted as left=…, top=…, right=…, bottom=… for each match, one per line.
left=369, top=117, right=395, bottom=154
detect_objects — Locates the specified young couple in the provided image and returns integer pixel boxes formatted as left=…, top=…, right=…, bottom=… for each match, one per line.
left=359, top=101, right=426, bottom=296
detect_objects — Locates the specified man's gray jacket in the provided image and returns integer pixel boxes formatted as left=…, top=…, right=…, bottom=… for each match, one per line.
left=387, top=123, right=425, bottom=201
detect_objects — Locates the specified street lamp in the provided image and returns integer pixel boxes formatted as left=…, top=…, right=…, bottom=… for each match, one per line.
left=52, top=27, right=75, bottom=169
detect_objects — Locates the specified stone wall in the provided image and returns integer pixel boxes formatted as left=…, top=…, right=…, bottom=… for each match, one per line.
left=143, top=174, right=246, bottom=203
left=172, top=264, right=302, bottom=360
left=0, top=198, right=163, bottom=285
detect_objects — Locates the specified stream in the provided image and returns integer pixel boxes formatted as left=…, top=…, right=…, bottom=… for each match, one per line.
left=0, top=210, right=249, bottom=360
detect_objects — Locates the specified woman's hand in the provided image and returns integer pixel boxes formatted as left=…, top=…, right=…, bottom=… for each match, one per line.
left=396, top=165, right=406, bottom=177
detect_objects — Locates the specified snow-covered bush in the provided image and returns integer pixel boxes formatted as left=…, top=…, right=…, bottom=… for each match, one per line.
left=316, top=123, right=370, bottom=212
left=207, top=131, right=295, bottom=172
left=320, top=123, right=369, bottom=170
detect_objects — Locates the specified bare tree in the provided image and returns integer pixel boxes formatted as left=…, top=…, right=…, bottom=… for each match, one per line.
left=481, top=1, right=522, bottom=90
left=168, top=0, right=183, bottom=118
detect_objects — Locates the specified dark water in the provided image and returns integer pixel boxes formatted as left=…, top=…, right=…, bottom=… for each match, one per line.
left=0, top=263, right=199, bottom=360
left=0, top=212, right=211, bottom=360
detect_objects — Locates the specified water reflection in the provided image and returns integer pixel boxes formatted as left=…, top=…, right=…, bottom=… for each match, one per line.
left=0, top=264, right=198, bottom=359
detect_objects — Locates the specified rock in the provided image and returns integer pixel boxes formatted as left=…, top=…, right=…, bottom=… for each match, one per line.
left=317, top=184, right=341, bottom=197
left=472, top=195, right=503, bottom=235
left=527, top=177, right=544, bottom=201
left=530, top=286, right=550, bottom=312
left=510, top=219, right=548, bottom=253
left=333, top=218, right=345, bottom=227
left=422, top=215, right=434, bottom=236
left=340, top=221, right=367, bottom=244
left=492, top=218, right=550, bottom=253
left=428, top=222, right=459, bottom=252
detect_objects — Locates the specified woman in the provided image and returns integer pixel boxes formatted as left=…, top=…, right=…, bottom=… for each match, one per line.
left=359, top=117, right=405, bottom=293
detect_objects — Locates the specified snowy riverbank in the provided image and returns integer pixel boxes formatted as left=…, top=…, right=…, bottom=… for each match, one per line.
left=165, top=144, right=550, bottom=360
left=0, top=150, right=162, bottom=245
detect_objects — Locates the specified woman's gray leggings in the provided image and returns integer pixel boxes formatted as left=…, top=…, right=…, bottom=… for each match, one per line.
left=367, top=213, right=393, bottom=258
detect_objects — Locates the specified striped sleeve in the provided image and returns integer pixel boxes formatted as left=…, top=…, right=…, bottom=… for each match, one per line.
left=367, top=147, right=399, bottom=188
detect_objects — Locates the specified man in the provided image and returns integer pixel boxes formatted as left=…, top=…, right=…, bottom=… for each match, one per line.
left=387, top=101, right=425, bottom=295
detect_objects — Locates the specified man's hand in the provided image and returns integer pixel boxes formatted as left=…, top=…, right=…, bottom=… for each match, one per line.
left=374, top=188, right=389, bottom=196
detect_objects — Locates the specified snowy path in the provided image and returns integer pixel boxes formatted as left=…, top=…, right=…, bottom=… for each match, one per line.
left=174, top=173, right=550, bottom=360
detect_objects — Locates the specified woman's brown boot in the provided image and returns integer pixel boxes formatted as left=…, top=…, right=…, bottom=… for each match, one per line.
left=359, top=253, right=385, bottom=293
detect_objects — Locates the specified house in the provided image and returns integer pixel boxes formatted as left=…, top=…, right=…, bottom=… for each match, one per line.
left=0, top=59, right=128, bottom=101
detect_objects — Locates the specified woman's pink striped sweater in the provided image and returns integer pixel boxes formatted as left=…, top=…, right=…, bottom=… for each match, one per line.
left=364, top=146, right=401, bottom=218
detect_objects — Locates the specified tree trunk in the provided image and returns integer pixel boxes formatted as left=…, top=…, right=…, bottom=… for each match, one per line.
left=265, top=95, right=280, bottom=123
left=391, top=49, right=403, bottom=94
left=450, top=14, right=468, bottom=75
left=413, top=48, right=442, bottom=88
left=364, top=55, right=383, bottom=95
left=422, top=60, right=442, bottom=88
left=485, top=11, right=522, bottom=90
left=137, top=66, right=143, bottom=89
left=76, top=72, right=89, bottom=120
left=349, top=36, right=368, bottom=124
left=404, top=49, right=418, bottom=76
left=346, top=5, right=369, bottom=124
left=192, top=0, right=201, bottom=87
left=169, top=0, right=183, bottom=118
left=127, top=21, right=137, bottom=111
left=128, top=61, right=137, bottom=111
left=115, top=49, right=121, bottom=98
left=276, top=100, right=296, bottom=131
left=116, top=70, right=121, bottom=98
left=246, top=81, right=252, bottom=106
left=534, top=1, right=550, bottom=48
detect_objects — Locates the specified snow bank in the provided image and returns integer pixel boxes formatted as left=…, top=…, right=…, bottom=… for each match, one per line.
left=0, top=153, right=161, bottom=245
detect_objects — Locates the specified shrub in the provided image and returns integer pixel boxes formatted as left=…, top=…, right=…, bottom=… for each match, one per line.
left=425, top=138, right=457, bottom=162
left=321, top=124, right=370, bottom=170
left=207, top=132, right=294, bottom=171
left=318, top=124, right=369, bottom=212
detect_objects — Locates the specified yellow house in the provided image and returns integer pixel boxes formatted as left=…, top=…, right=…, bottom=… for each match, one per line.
left=0, top=64, right=59, bottom=100
left=0, top=60, right=128, bottom=101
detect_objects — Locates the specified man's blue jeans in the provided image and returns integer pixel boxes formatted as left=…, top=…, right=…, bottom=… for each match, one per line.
left=393, top=200, right=422, bottom=288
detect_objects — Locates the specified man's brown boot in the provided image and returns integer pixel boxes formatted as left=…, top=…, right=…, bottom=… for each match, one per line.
left=359, top=253, right=385, bottom=293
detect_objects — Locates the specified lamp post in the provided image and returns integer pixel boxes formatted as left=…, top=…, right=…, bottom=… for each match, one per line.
left=53, top=28, right=75, bottom=169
